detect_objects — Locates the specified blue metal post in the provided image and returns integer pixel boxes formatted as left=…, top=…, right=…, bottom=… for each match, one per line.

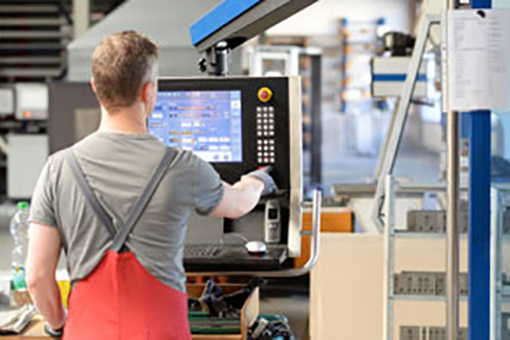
left=468, top=2, right=491, bottom=340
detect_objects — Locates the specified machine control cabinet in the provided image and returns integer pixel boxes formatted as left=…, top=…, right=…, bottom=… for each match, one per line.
left=149, top=76, right=303, bottom=271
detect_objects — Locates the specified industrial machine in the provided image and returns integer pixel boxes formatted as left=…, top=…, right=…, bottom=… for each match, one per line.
left=149, top=76, right=306, bottom=272
left=49, top=0, right=322, bottom=275
left=176, top=0, right=321, bottom=274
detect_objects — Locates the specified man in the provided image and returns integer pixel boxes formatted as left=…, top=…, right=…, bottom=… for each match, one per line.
left=26, top=31, right=275, bottom=340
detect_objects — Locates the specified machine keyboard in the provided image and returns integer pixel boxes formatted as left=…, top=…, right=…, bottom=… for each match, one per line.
left=184, top=245, right=223, bottom=258
left=183, top=244, right=288, bottom=272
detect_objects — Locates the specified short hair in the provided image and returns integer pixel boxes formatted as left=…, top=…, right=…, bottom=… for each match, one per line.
left=91, top=31, right=159, bottom=111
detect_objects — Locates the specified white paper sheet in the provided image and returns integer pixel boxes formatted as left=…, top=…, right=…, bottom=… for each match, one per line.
left=0, top=305, right=36, bottom=334
left=447, top=9, right=510, bottom=111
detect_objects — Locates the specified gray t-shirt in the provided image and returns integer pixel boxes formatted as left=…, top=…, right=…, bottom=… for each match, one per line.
left=29, top=131, right=224, bottom=293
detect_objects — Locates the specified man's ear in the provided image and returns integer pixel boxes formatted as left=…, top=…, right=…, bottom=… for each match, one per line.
left=90, top=77, right=97, bottom=94
left=140, top=82, right=152, bottom=103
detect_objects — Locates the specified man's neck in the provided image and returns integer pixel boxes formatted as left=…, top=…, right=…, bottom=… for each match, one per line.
left=98, top=105, right=147, bottom=134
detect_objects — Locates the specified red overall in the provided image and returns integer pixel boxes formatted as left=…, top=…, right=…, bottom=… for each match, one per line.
left=63, top=148, right=191, bottom=340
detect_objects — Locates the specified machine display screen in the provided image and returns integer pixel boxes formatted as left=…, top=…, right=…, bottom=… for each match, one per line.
left=148, top=90, right=243, bottom=163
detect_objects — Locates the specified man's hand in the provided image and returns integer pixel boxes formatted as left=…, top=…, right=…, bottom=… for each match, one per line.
left=26, top=223, right=66, bottom=331
left=208, top=168, right=277, bottom=219
left=242, top=166, right=277, bottom=197
left=44, top=321, right=64, bottom=337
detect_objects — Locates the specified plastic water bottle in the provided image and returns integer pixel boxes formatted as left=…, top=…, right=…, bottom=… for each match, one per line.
left=10, top=202, right=30, bottom=292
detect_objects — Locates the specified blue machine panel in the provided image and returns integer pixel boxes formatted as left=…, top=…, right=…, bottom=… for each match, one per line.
left=372, top=74, right=428, bottom=82
left=190, top=0, right=262, bottom=46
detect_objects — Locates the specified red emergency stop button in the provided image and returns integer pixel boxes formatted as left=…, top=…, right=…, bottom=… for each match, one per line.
left=258, top=87, right=273, bottom=102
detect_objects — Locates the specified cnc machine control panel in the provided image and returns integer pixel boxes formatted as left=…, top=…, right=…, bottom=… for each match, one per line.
left=149, top=76, right=303, bottom=271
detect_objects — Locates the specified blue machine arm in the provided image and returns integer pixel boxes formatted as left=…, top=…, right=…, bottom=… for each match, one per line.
left=190, top=0, right=262, bottom=48
left=190, top=0, right=318, bottom=53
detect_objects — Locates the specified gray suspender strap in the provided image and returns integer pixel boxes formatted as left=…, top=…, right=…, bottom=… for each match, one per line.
left=109, top=148, right=176, bottom=253
left=65, top=149, right=117, bottom=238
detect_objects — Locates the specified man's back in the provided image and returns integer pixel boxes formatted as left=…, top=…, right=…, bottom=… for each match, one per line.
left=30, top=131, right=224, bottom=293
left=25, top=31, right=270, bottom=337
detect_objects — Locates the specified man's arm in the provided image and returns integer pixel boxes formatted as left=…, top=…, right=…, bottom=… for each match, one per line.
left=209, top=177, right=264, bottom=219
left=26, top=223, right=66, bottom=330
left=208, top=167, right=277, bottom=219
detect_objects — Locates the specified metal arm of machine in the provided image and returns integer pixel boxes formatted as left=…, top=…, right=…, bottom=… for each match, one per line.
left=190, top=0, right=318, bottom=75
left=187, top=189, right=322, bottom=278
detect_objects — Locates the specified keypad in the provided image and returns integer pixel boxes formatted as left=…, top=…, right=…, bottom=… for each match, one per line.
left=256, top=105, right=276, bottom=164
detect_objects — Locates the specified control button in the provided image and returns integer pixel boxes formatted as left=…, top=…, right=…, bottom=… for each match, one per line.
left=269, top=140, right=275, bottom=144
left=258, top=140, right=263, bottom=145
left=258, top=87, right=273, bottom=103
left=257, top=107, right=263, bottom=112
left=269, top=119, right=274, bottom=124
left=269, top=125, right=274, bottom=130
left=269, top=106, right=274, bottom=112
left=270, top=158, right=275, bottom=163
left=269, top=131, right=274, bottom=136
left=257, top=132, right=262, bottom=136
left=269, top=146, right=275, bottom=151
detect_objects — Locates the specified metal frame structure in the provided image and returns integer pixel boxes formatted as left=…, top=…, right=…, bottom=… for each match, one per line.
left=444, top=3, right=461, bottom=340
left=371, top=15, right=441, bottom=230
left=382, top=176, right=469, bottom=340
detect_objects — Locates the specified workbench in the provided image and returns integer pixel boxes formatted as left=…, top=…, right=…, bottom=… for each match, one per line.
left=1, top=315, right=247, bottom=340
left=1, top=284, right=258, bottom=340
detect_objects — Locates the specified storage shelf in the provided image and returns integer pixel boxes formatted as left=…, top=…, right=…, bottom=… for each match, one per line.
left=391, top=294, right=468, bottom=302
left=501, top=285, right=510, bottom=297
left=394, top=231, right=468, bottom=239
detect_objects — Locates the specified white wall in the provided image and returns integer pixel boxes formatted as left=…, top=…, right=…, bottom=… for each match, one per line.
left=267, top=0, right=412, bottom=36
